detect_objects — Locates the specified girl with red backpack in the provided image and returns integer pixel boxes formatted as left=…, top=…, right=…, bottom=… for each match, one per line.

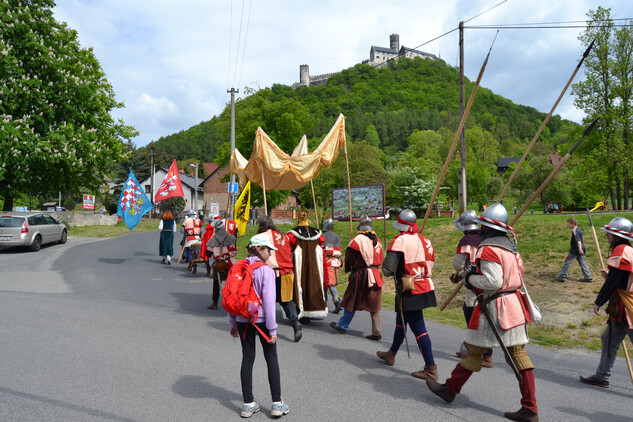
left=227, top=233, right=290, bottom=418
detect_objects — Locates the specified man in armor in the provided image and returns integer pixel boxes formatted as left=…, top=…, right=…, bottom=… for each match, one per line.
left=426, top=203, right=538, bottom=422
left=580, top=217, right=633, bottom=389
left=451, top=210, right=492, bottom=367
left=182, top=209, right=202, bottom=272
left=330, top=215, right=384, bottom=340
left=377, top=209, right=439, bottom=381
left=322, top=218, right=343, bottom=314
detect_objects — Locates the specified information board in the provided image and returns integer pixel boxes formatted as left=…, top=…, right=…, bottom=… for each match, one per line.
left=331, top=184, right=385, bottom=220
left=82, top=194, right=95, bottom=210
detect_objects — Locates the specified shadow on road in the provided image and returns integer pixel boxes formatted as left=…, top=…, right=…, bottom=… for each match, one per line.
left=172, top=375, right=242, bottom=415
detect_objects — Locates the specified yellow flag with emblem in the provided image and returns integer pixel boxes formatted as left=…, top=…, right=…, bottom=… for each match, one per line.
left=233, top=180, right=251, bottom=236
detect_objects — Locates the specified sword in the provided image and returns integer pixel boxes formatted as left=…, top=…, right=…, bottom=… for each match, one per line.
left=396, top=284, right=411, bottom=358
left=475, top=292, right=523, bottom=384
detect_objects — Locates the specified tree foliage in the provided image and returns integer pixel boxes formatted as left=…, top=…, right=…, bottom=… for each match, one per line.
left=0, top=0, right=136, bottom=210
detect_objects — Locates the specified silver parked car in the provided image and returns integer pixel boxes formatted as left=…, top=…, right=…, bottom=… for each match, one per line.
left=0, top=212, right=67, bottom=251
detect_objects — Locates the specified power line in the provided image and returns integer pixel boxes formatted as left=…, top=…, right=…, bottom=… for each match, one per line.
left=237, top=0, right=253, bottom=91
left=466, top=24, right=633, bottom=29
left=232, top=0, right=246, bottom=88
left=463, top=0, right=509, bottom=24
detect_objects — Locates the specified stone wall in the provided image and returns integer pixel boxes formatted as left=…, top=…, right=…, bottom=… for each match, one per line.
left=51, top=211, right=118, bottom=227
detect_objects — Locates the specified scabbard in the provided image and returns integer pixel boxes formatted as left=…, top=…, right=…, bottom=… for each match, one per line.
left=475, top=293, right=523, bottom=384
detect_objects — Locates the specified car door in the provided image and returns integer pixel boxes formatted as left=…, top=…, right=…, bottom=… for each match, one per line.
left=33, top=214, right=51, bottom=244
left=43, top=214, right=60, bottom=242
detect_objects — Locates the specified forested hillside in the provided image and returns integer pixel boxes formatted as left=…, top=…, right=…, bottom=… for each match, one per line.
left=146, top=56, right=590, bottom=213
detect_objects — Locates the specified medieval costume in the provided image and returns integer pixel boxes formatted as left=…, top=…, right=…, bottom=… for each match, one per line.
left=580, top=217, right=633, bottom=389
left=206, top=218, right=238, bottom=310
left=427, top=204, right=538, bottom=422
left=322, top=218, right=343, bottom=314
left=182, top=209, right=202, bottom=273
left=330, top=215, right=384, bottom=340
left=260, top=223, right=302, bottom=342
left=158, top=212, right=176, bottom=264
left=451, top=210, right=492, bottom=367
left=377, top=209, right=438, bottom=381
left=286, top=211, right=327, bottom=320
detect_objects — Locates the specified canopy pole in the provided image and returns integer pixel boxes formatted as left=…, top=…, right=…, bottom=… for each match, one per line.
left=344, top=142, right=353, bottom=237
left=311, top=180, right=320, bottom=227
left=261, top=164, right=268, bottom=216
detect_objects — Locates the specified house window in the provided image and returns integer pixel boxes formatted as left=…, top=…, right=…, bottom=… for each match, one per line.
left=145, top=184, right=151, bottom=193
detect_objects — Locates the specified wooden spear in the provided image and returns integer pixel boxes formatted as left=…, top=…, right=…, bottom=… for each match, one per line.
left=441, top=118, right=598, bottom=311
left=420, top=31, right=498, bottom=234
left=497, top=40, right=595, bottom=203
left=509, top=118, right=599, bottom=226
left=311, top=180, right=320, bottom=227
left=344, top=141, right=353, bottom=237
left=586, top=208, right=633, bottom=386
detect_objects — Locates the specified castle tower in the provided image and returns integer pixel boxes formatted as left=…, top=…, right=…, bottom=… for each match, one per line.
left=390, top=33, right=399, bottom=51
left=299, top=64, right=310, bottom=87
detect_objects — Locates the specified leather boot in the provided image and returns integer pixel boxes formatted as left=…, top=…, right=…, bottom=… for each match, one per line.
left=207, top=301, right=218, bottom=310
left=503, top=407, right=538, bottom=422
left=291, top=320, right=302, bottom=343
left=412, top=365, right=438, bottom=380
left=332, top=298, right=343, bottom=314
left=376, top=350, right=396, bottom=366
left=482, top=355, right=494, bottom=368
left=426, top=379, right=455, bottom=403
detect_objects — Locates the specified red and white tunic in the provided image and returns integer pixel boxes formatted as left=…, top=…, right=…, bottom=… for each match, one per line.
left=607, top=244, right=633, bottom=329
left=387, top=232, right=435, bottom=295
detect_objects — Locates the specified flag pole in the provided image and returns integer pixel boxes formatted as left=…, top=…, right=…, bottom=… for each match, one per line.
left=311, top=180, right=320, bottom=227
left=344, top=141, right=353, bottom=237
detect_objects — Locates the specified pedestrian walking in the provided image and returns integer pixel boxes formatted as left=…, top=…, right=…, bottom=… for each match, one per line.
left=158, top=210, right=176, bottom=264
left=554, top=217, right=593, bottom=282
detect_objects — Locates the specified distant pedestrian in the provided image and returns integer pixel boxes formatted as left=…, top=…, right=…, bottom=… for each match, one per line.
left=158, top=210, right=176, bottom=264
left=227, top=234, right=290, bottom=418
left=555, top=217, right=593, bottom=282
left=512, top=206, right=517, bottom=215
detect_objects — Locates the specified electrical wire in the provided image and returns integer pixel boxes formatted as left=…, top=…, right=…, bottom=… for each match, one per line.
left=232, top=0, right=246, bottom=88
left=237, top=0, right=253, bottom=92
left=463, top=0, right=509, bottom=24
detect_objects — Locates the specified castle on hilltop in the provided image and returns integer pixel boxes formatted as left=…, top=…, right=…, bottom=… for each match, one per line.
left=294, top=33, right=437, bottom=88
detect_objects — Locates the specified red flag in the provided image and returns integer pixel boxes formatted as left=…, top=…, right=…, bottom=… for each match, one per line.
left=155, top=160, right=184, bottom=203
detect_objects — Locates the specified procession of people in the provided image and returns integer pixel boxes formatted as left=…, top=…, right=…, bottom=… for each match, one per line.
left=154, top=202, right=633, bottom=422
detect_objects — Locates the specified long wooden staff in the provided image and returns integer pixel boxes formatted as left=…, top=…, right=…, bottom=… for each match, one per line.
left=260, top=164, right=268, bottom=216
left=497, top=40, right=595, bottom=202
left=420, top=32, right=498, bottom=234
left=311, top=180, right=320, bottom=227
left=510, top=118, right=598, bottom=226
left=441, top=119, right=598, bottom=311
left=344, top=141, right=353, bottom=237
left=586, top=208, right=633, bottom=385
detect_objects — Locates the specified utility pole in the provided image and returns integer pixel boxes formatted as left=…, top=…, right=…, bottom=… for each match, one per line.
left=150, top=141, right=155, bottom=218
left=228, top=87, right=239, bottom=218
left=189, top=163, right=199, bottom=212
left=458, top=21, right=468, bottom=214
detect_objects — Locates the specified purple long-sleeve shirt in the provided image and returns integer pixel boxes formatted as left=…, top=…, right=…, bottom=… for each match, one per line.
left=227, top=256, right=278, bottom=336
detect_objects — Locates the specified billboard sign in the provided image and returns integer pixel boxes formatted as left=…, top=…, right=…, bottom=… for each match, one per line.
left=331, top=184, right=385, bottom=220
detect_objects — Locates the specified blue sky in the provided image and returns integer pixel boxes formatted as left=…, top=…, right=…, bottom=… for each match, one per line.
left=52, top=0, right=633, bottom=148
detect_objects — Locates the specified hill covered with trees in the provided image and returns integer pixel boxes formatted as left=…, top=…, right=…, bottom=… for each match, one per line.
left=145, top=55, right=584, bottom=213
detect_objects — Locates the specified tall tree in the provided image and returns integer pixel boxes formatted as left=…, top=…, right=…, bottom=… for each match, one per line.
left=572, top=7, right=633, bottom=210
left=0, top=0, right=136, bottom=211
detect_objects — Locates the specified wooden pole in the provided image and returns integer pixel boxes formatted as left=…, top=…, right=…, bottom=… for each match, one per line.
left=623, top=339, right=633, bottom=386
left=420, top=32, right=498, bottom=234
left=497, top=40, right=595, bottom=202
left=510, top=118, right=599, bottom=227
left=311, top=180, right=320, bottom=227
left=344, top=141, right=353, bottom=237
left=261, top=164, right=268, bottom=216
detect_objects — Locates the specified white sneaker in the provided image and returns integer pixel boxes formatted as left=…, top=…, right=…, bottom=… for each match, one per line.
left=240, top=402, right=260, bottom=418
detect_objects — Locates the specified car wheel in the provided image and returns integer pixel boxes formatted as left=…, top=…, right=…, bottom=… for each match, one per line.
left=30, top=235, right=42, bottom=252
left=59, top=229, right=67, bottom=244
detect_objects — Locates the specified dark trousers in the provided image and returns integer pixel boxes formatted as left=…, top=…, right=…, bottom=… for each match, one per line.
left=211, top=270, right=228, bottom=302
left=237, top=322, right=281, bottom=403
left=390, top=309, right=435, bottom=366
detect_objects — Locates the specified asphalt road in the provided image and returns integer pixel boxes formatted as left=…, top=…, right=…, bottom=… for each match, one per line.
left=0, top=231, right=631, bottom=421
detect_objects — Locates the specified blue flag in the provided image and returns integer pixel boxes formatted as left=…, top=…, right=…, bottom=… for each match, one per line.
left=117, top=169, right=153, bottom=230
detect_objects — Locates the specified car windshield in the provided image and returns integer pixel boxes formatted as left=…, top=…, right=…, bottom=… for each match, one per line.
left=0, top=216, right=25, bottom=227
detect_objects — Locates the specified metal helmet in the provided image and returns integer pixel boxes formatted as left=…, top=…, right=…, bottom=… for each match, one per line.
left=392, top=209, right=417, bottom=232
left=357, top=214, right=373, bottom=231
left=186, top=209, right=196, bottom=217
left=476, top=203, right=510, bottom=233
left=601, top=217, right=633, bottom=241
left=454, top=209, right=479, bottom=232
left=322, top=218, right=334, bottom=232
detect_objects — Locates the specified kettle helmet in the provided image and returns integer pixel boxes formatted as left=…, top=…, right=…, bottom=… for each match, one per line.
left=454, top=209, right=479, bottom=232
left=322, top=218, right=334, bottom=232
left=392, top=209, right=417, bottom=232
left=601, top=217, right=633, bottom=241
left=476, top=203, right=509, bottom=233
left=357, top=214, right=373, bottom=231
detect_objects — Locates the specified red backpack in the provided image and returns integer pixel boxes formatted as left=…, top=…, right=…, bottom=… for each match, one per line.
left=221, top=259, right=270, bottom=341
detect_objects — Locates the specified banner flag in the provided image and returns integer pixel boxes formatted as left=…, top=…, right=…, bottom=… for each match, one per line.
left=234, top=180, right=251, bottom=236
left=155, top=160, right=184, bottom=203
left=117, top=169, right=153, bottom=230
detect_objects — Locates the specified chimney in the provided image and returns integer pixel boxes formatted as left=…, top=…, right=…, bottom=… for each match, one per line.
left=390, top=33, right=399, bottom=51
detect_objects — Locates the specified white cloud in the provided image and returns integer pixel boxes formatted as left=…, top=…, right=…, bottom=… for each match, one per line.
left=52, top=0, right=633, bottom=147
